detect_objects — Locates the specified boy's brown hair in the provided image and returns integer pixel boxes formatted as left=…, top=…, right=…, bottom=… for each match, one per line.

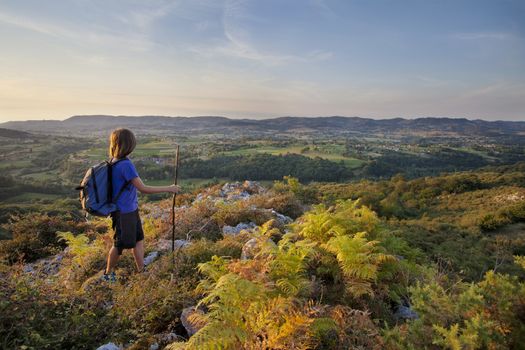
left=109, top=128, right=136, bottom=159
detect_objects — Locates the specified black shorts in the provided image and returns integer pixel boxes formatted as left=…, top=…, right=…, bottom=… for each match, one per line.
left=111, top=209, right=144, bottom=255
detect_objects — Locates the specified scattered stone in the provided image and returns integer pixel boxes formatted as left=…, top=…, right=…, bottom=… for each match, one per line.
left=494, top=191, right=525, bottom=204
left=102, top=300, right=114, bottom=310
left=241, top=238, right=259, bottom=260
left=394, top=304, right=418, bottom=321
left=269, top=209, right=293, bottom=225
left=144, top=251, right=159, bottom=266
left=23, top=253, right=65, bottom=276
left=194, top=193, right=205, bottom=202
left=156, top=239, right=191, bottom=252
left=222, top=222, right=257, bottom=236
left=194, top=181, right=266, bottom=203
left=181, top=306, right=206, bottom=337
left=23, top=265, right=34, bottom=273
left=154, top=332, right=179, bottom=345
left=96, top=342, right=121, bottom=350
left=241, top=237, right=276, bottom=260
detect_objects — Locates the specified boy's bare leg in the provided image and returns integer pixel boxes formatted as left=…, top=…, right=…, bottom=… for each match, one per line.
left=132, top=240, right=145, bottom=272
left=105, top=246, right=120, bottom=273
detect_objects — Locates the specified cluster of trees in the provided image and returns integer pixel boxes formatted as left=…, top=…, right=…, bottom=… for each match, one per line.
left=362, top=148, right=491, bottom=179
left=0, top=176, right=76, bottom=230
left=30, top=140, right=90, bottom=172
left=136, top=153, right=354, bottom=182
left=135, top=146, right=517, bottom=186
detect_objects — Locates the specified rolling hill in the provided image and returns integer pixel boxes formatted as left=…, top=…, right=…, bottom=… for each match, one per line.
left=1, top=115, right=525, bottom=137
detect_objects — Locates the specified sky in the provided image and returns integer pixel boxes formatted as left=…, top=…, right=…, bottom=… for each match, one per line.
left=0, top=0, right=524, bottom=122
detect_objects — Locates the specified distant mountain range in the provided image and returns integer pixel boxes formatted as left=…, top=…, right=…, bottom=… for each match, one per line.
left=1, top=115, right=525, bottom=137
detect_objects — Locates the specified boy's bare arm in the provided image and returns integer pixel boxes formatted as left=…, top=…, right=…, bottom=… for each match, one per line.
left=131, top=177, right=180, bottom=194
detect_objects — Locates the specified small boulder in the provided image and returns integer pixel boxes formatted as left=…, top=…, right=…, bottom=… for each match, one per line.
left=241, top=237, right=276, bottom=260
left=144, top=251, right=159, bottom=266
left=156, top=239, right=191, bottom=252
left=181, top=306, right=206, bottom=337
left=154, top=332, right=179, bottom=345
left=222, top=222, right=257, bottom=236
left=96, top=342, right=121, bottom=350
left=270, top=209, right=293, bottom=225
left=394, top=304, right=418, bottom=321
left=23, top=265, right=35, bottom=273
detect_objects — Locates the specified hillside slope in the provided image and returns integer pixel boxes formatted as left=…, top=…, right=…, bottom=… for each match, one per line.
left=1, top=168, right=524, bottom=349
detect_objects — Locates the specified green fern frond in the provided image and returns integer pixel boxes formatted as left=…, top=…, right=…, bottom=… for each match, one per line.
left=514, top=255, right=525, bottom=270
left=324, top=232, right=393, bottom=297
left=292, top=200, right=380, bottom=244
left=56, top=231, right=91, bottom=265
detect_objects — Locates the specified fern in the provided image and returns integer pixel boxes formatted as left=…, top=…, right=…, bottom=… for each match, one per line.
left=185, top=235, right=319, bottom=349
left=514, top=255, right=525, bottom=270
left=187, top=292, right=317, bottom=350
left=265, top=238, right=315, bottom=297
left=324, top=232, right=394, bottom=297
left=56, top=231, right=92, bottom=266
left=292, top=200, right=380, bottom=244
left=432, top=320, right=486, bottom=350
left=188, top=273, right=266, bottom=349
left=292, top=204, right=340, bottom=243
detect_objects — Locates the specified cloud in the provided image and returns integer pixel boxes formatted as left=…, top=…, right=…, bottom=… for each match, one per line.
left=453, top=31, right=515, bottom=41
left=0, top=8, right=155, bottom=51
left=0, top=10, right=73, bottom=38
left=458, top=82, right=525, bottom=99
left=310, top=0, right=337, bottom=19
left=188, top=0, right=333, bottom=65
left=116, top=1, right=177, bottom=29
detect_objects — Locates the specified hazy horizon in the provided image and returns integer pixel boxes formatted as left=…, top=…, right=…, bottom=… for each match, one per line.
left=3, top=114, right=525, bottom=124
left=1, top=0, right=524, bottom=122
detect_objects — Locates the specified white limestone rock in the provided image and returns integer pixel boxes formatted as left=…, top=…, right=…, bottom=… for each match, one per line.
left=222, top=222, right=257, bottom=236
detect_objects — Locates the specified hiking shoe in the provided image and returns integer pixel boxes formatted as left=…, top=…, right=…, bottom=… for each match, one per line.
left=102, top=271, right=117, bottom=282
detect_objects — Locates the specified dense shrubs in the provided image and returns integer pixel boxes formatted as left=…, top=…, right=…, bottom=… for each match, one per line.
left=0, top=214, right=105, bottom=264
left=0, top=268, right=124, bottom=349
left=180, top=153, right=354, bottom=182
left=384, top=269, right=525, bottom=349
left=363, top=148, right=490, bottom=179
left=479, top=201, right=525, bottom=232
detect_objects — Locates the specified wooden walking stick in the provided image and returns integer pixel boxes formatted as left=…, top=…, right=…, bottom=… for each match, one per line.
left=171, top=144, right=180, bottom=265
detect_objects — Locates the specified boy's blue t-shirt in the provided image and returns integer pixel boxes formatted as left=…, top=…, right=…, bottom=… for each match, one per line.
left=112, top=158, right=139, bottom=214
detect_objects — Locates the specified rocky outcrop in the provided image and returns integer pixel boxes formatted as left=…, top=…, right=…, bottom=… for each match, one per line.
left=264, top=209, right=293, bottom=225
left=23, top=251, right=66, bottom=277
left=194, top=181, right=266, bottom=203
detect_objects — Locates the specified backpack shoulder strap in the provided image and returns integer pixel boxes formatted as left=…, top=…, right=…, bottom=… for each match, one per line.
left=113, top=180, right=132, bottom=203
left=109, top=157, right=132, bottom=203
